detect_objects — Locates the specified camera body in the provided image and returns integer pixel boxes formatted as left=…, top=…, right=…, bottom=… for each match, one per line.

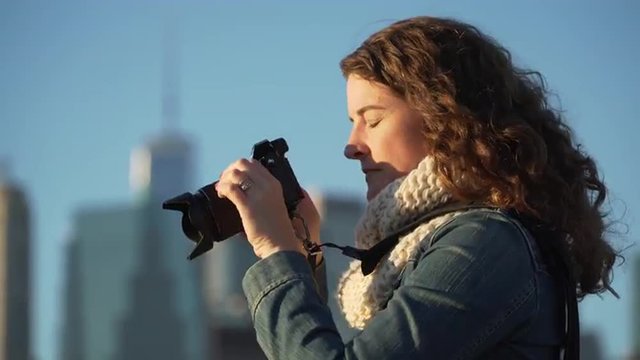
left=162, top=138, right=304, bottom=260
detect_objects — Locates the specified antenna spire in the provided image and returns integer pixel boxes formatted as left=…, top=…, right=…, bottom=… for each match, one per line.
left=162, top=19, right=180, bottom=131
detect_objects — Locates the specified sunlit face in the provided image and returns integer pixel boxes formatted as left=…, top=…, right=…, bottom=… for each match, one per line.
left=345, top=75, right=431, bottom=201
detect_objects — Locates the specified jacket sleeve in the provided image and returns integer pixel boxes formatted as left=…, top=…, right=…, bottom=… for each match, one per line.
left=242, top=212, right=540, bottom=360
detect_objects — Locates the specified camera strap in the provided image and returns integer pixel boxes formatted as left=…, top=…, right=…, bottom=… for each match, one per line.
left=315, top=202, right=491, bottom=275
left=291, top=212, right=323, bottom=272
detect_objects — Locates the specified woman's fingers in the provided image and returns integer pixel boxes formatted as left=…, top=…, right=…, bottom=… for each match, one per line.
left=219, top=159, right=273, bottom=185
left=220, top=168, right=253, bottom=190
left=217, top=159, right=283, bottom=198
left=214, top=176, right=248, bottom=210
left=213, top=157, right=306, bottom=259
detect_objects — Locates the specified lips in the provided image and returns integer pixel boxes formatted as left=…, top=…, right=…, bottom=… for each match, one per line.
left=363, top=168, right=380, bottom=185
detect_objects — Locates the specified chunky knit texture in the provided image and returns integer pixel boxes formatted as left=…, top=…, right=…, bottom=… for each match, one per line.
left=337, top=156, right=466, bottom=329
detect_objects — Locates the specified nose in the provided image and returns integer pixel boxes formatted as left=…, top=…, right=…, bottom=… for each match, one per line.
left=344, top=126, right=368, bottom=160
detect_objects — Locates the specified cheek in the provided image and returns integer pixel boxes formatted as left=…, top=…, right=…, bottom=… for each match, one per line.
left=394, top=133, right=429, bottom=170
left=367, top=135, right=390, bottom=160
left=369, top=121, right=429, bottom=171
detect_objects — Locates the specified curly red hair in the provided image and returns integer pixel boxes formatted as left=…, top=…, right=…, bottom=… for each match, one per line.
left=340, top=16, right=619, bottom=298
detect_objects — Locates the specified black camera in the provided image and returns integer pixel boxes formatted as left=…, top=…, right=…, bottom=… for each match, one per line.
left=162, top=138, right=304, bottom=260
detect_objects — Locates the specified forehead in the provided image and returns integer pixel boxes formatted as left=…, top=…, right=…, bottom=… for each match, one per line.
left=346, top=75, right=398, bottom=109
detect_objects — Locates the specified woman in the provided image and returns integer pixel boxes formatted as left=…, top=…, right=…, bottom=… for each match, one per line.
left=214, top=16, right=618, bottom=359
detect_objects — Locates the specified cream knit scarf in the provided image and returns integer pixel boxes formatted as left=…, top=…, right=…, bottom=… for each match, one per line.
left=337, top=156, right=466, bottom=329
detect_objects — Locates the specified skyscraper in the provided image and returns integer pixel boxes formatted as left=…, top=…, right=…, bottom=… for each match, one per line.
left=60, top=24, right=207, bottom=360
left=59, top=234, right=83, bottom=360
left=60, top=205, right=141, bottom=360
left=59, top=133, right=208, bottom=360
left=0, top=172, right=32, bottom=360
left=110, top=202, right=189, bottom=360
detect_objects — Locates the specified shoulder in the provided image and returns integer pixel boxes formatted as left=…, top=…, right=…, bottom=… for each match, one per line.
left=395, top=209, right=556, bottom=357
left=419, top=208, right=542, bottom=273
left=429, top=208, right=532, bottom=247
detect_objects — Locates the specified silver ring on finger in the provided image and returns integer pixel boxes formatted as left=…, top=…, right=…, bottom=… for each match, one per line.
left=238, top=177, right=254, bottom=192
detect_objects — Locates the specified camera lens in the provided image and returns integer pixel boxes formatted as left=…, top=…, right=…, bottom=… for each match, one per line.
left=181, top=207, right=201, bottom=242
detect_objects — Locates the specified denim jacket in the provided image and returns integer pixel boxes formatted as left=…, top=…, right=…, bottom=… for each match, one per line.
left=242, top=208, right=565, bottom=359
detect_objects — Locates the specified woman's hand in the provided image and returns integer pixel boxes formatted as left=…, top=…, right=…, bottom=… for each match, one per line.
left=215, top=158, right=305, bottom=259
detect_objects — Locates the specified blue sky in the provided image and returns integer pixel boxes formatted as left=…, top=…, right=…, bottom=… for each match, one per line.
left=1, top=1, right=638, bottom=359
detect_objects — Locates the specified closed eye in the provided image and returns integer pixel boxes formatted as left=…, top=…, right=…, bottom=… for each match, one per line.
left=366, top=117, right=383, bottom=128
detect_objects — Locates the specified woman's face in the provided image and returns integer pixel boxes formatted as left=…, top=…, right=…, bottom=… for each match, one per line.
left=345, top=75, right=431, bottom=201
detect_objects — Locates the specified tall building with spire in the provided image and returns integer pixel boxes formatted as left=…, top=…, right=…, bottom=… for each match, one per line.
left=110, top=202, right=189, bottom=360
left=0, top=167, right=32, bottom=360
left=129, top=21, right=192, bottom=203
left=60, top=24, right=207, bottom=360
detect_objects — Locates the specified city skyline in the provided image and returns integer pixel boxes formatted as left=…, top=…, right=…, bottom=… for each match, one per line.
left=58, top=26, right=208, bottom=358
left=59, top=132, right=209, bottom=360
left=1, top=1, right=638, bottom=359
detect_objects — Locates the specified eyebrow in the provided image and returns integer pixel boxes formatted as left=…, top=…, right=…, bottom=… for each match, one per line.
left=348, top=104, right=387, bottom=122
